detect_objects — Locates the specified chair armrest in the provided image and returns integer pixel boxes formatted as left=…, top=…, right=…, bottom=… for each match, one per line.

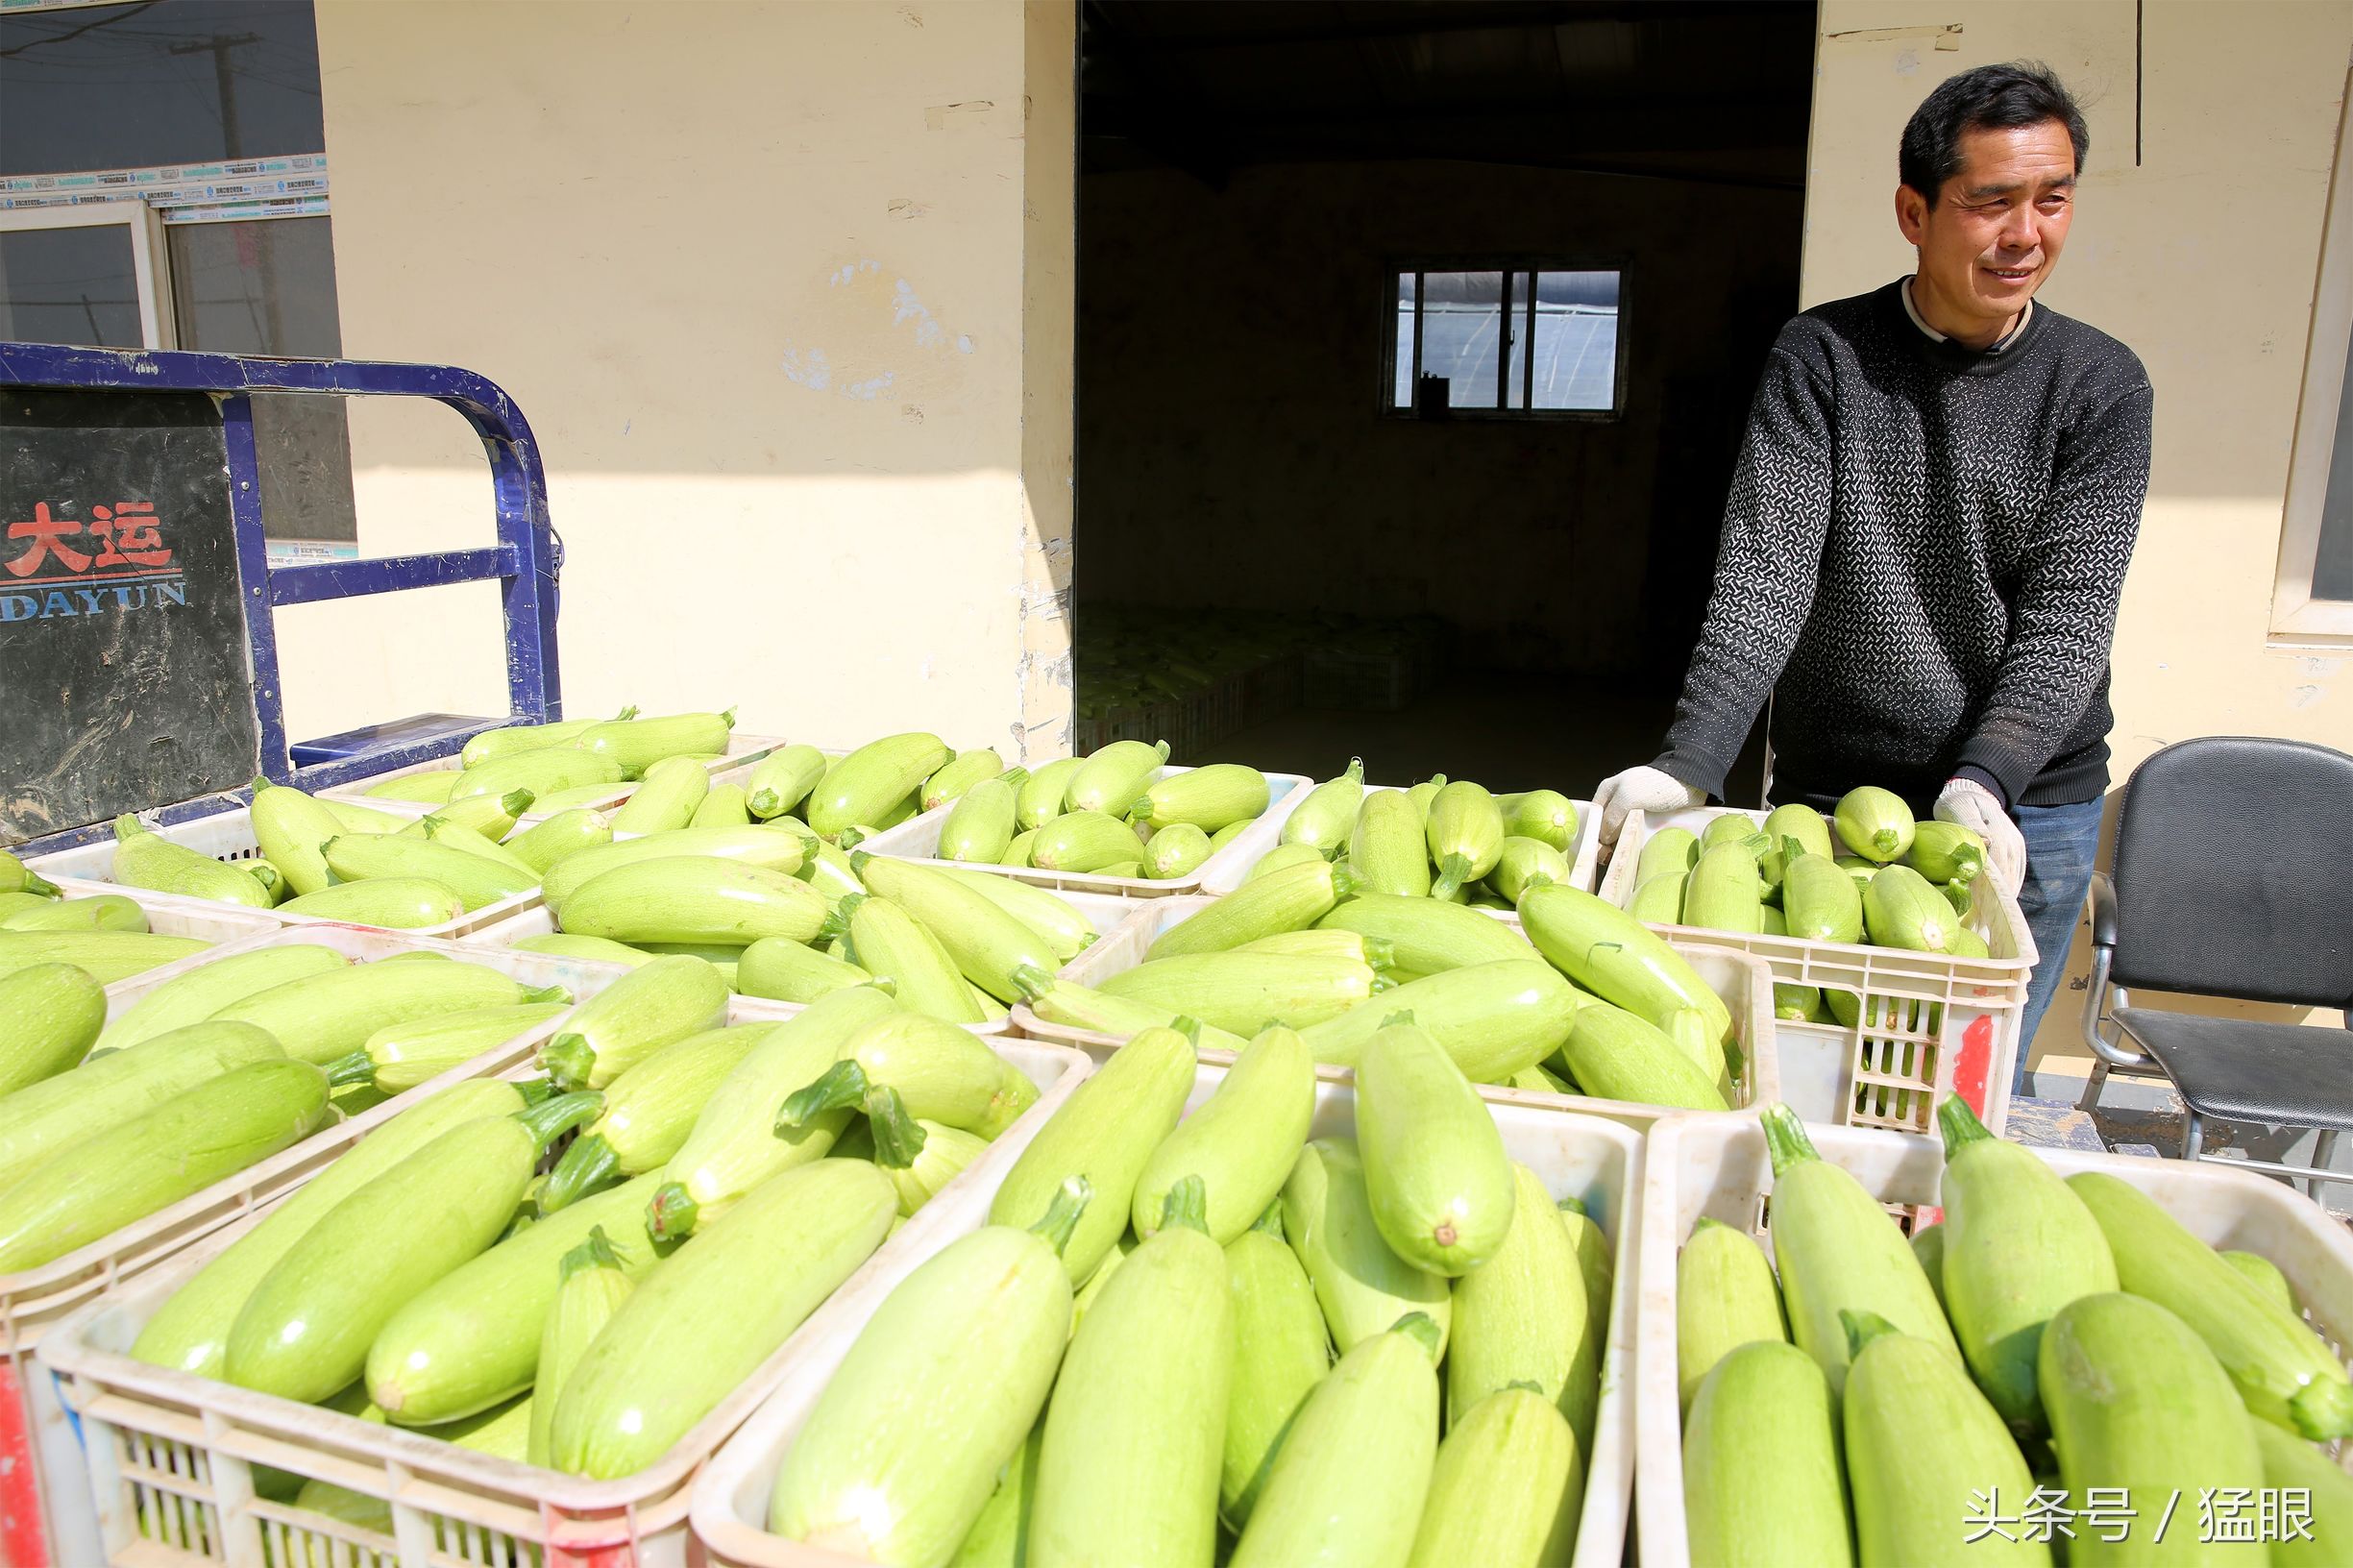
left=2088, top=871, right=2118, bottom=949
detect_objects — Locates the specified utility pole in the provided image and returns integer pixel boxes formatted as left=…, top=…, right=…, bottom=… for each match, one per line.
left=169, top=31, right=258, bottom=159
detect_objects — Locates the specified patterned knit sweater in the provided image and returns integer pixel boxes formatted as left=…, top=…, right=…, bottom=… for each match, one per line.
left=1656, top=279, right=2153, bottom=811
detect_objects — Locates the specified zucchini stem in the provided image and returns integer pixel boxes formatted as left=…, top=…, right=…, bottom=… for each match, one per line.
left=561, top=1224, right=621, bottom=1279
left=1840, top=1308, right=1901, bottom=1358
left=1760, top=1104, right=1818, bottom=1175
left=541, top=1032, right=596, bottom=1091
left=1391, top=1311, right=1443, bottom=1358
left=1936, top=1092, right=1994, bottom=1156
left=539, top=1133, right=619, bottom=1215
left=514, top=1090, right=603, bottom=1151
left=322, top=1050, right=377, bottom=1090
left=865, top=1085, right=927, bottom=1169
left=1250, top=1198, right=1285, bottom=1237
left=1159, top=1174, right=1210, bottom=1236
left=1029, top=1175, right=1092, bottom=1256
left=778, top=1062, right=869, bottom=1129
left=1012, top=963, right=1058, bottom=1004
left=648, top=1181, right=698, bottom=1241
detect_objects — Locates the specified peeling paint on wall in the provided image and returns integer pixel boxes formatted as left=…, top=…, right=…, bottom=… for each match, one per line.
left=777, top=257, right=977, bottom=404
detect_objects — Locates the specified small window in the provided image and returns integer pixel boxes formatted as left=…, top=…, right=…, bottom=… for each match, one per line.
left=1389, top=266, right=1622, bottom=417
left=2274, top=70, right=2353, bottom=641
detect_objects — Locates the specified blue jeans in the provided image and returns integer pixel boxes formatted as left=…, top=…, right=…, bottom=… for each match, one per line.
left=2012, top=796, right=2107, bottom=1097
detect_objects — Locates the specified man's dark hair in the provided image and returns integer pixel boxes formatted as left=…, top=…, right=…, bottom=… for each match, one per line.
left=1899, top=61, right=2089, bottom=200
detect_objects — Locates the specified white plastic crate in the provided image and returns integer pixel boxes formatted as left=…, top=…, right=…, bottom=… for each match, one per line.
left=460, top=889, right=1144, bottom=1039
left=30, top=804, right=543, bottom=941
left=7, top=888, right=287, bottom=1004
left=855, top=765, right=1311, bottom=899
left=1599, top=805, right=2037, bottom=1137
left=690, top=1064, right=1644, bottom=1568
left=43, top=1008, right=1091, bottom=1568
left=0, top=924, right=645, bottom=1568
left=320, top=730, right=789, bottom=820
left=1011, top=895, right=1778, bottom=1130
left=1632, top=1114, right=2353, bottom=1568
left=1203, top=779, right=1603, bottom=896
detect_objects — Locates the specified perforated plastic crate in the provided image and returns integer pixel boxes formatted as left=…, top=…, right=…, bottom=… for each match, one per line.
left=1600, top=805, right=2036, bottom=1135
left=691, top=1066, right=1643, bottom=1568
left=1632, top=1114, right=2353, bottom=1568
left=1011, top=894, right=1777, bottom=1130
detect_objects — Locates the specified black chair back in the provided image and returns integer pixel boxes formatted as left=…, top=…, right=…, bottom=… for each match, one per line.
left=2109, top=736, right=2353, bottom=1007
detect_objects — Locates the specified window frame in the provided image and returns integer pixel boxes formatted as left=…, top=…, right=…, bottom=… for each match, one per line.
left=2271, top=72, right=2353, bottom=644
left=1382, top=256, right=1630, bottom=423
left=0, top=200, right=176, bottom=350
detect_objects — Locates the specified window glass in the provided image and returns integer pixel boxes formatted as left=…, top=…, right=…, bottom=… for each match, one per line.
left=0, top=224, right=142, bottom=346
left=1418, top=270, right=1506, bottom=410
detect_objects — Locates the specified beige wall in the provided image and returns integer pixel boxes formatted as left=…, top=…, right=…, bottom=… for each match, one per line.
left=1807, top=1, right=2353, bottom=1077
left=298, top=0, right=1075, bottom=758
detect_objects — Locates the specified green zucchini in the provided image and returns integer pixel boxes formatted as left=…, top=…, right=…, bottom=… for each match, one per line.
left=1228, top=1313, right=1440, bottom=1568
left=1357, top=1016, right=1512, bottom=1274
left=1424, top=781, right=1506, bottom=901
left=527, top=1226, right=634, bottom=1465
left=0, top=929, right=208, bottom=985
left=770, top=1180, right=1087, bottom=1561
left=561, top=856, right=828, bottom=946
left=0, top=963, right=105, bottom=1093
left=0, top=1019, right=284, bottom=1192
left=249, top=776, right=346, bottom=894
left=1863, top=864, right=1959, bottom=952
left=949, top=1418, right=1043, bottom=1568
left=1517, top=882, right=1732, bottom=1043
left=551, top=1157, right=896, bottom=1478
left=538, top=953, right=729, bottom=1090
left=735, top=937, right=872, bottom=1003
left=2251, top=1419, right=2353, bottom=1563
left=2224, top=1249, right=2298, bottom=1314
left=318, top=833, right=535, bottom=912
left=1282, top=1138, right=1450, bottom=1359
left=853, top=853, right=1065, bottom=1003
left=807, top=733, right=954, bottom=839
left=1147, top=857, right=1354, bottom=961
left=1500, top=789, right=1579, bottom=855
left=780, top=1008, right=1037, bottom=1139
left=608, top=754, right=711, bottom=835
left=108, top=816, right=275, bottom=908
left=538, top=825, right=808, bottom=913
left=1682, top=1342, right=1852, bottom=1568
left=1220, top=1209, right=1332, bottom=1532
left=1318, top=893, right=1537, bottom=973
left=1682, top=843, right=1764, bottom=933
left=748, top=743, right=829, bottom=820
left=1834, top=785, right=1916, bottom=863
left=1405, top=1385, right=1581, bottom=1568
left=1299, top=959, right=1582, bottom=1083
left=1100, top=950, right=1377, bottom=1036
left=1032, top=1177, right=1232, bottom=1568
left=328, top=1002, right=570, bottom=1095
left=1937, top=1094, right=2115, bottom=1434
left=1131, top=1025, right=1313, bottom=1244
left=1676, top=1215, right=1787, bottom=1416
left=1558, top=1001, right=1730, bottom=1111
left=836, top=891, right=983, bottom=1022
left=1451, top=1163, right=1605, bottom=1454
left=1350, top=790, right=1431, bottom=898
left=2068, top=1170, right=2353, bottom=1439
left=1282, top=759, right=1364, bottom=853
left=1062, top=739, right=1167, bottom=819
left=0, top=1057, right=329, bottom=1272
left=541, top=1024, right=769, bottom=1213
left=225, top=1090, right=597, bottom=1402
left=212, top=957, right=564, bottom=1066
left=502, top=808, right=614, bottom=873
left=574, top=707, right=735, bottom=778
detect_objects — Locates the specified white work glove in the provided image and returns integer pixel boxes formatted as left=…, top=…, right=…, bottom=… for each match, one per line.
left=1594, top=765, right=1703, bottom=847
left=1935, top=777, right=2026, bottom=898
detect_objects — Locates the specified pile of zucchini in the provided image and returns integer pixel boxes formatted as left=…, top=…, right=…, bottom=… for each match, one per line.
left=908, top=739, right=1275, bottom=883
left=1245, top=761, right=1581, bottom=907
left=1680, top=1101, right=2353, bottom=1565
left=765, top=1014, right=1610, bottom=1568
left=132, top=961, right=1049, bottom=1524
left=0, top=851, right=224, bottom=983
left=1024, top=873, right=1743, bottom=1113
left=0, top=944, right=569, bottom=1273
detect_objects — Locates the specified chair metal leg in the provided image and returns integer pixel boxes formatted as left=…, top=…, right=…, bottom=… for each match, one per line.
left=2182, top=1110, right=2203, bottom=1164
left=2311, top=1130, right=2341, bottom=1200
left=2077, top=1059, right=2111, bottom=1115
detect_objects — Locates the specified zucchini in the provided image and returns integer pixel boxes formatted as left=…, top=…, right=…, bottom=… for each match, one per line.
left=0, top=929, right=207, bottom=985
left=539, top=953, right=729, bottom=1090
left=404, top=793, right=534, bottom=853
left=1863, top=864, right=1958, bottom=952
left=1227, top=1313, right=1440, bottom=1568
left=1676, top=1216, right=1787, bottom=1416
left=871, top=1102, right=988, bottom=1215
left=1099, top=950, right=1378, bottom=1035
left=1405, top=1385, right=1581, bottom=1568
left=1843, top=1310, right=2049, bottom=1567
left=1517, top=883, right=1732, bottom=1044
left=133, top=1079, right=527, bottom=1377
left=330, top=1002, right=570, bottom=1094
left=367, top=1170, right=668, bottom=1423
left=1451, top=1163, right=1605, bottom=1451
left=1350, top=790, right=1431, bottom=897
left=1133, top=764, right=1270, bottom=833
left=1299, top=959, right=1582, bottom=1083
left=854, top=853, right=1065, bottom=1003
left=1490, top=836, right=1570, bottom=904
left=1912, top=1221, right=1949, bottom=1313
left=1937, top=1094, right=2115, bottom=1435
left=808, top=732, right=954, bottom=839
left=941, top=773, right=1024, bottom=863
left=607, top=754, right=712, bottom=834
left=801, top=839, right=866, bottom=901
left=224, top=1090, right=596, bottom=1402
left=110, top=815, right=275, bottom=908
left=1131, top=1025, right=1314, bottom=1244
left=1424, top=781, right=1506, bottom=901
left=1063, top=739, right=1168, bottom=818
left=1908, top=821, right=1987, bottom=885
left=214, top=956, right=563, bottom=1066
left=1249, top=842, right=1332, bottom=882
left=460, top=710, right=629, bottom=768
left=651, top=986, right=893, bottom=1238
left=747, top=743, right=829, bottom=820
left=1282, top=1139, right=1451, bottom=1359
left=362, top=769, right=461, bottom=803
left=0, top=848, right=60, bottom=898
left=0, top=963, right=105, bottom=1093
left=1143, top=822, right=1214, bottom=881
left=319, top=833, right=535, bottom=911
left=502, top=808, right=614, bottom=874
left=1781, top=851, right=1865, bottom=943
left=1763, top=802, right=1835, bottom=861
left=1015, top=755, right=1088, bottom=830
left=1682, top=1342, right=1852, bottom=1568
left=560, top=856, right=828, bottom=946
left=2040, top=1292, right=2267, bottom=1565
left=575, top=707, right=736, bottom=777
left=1148, top=857, right=1354, bottom=961
left=836, top=890, right=985, bottom=1022
left=1221, top=1208, right=1332, bottom=1531
left=1634, top=824, right=1701, bottom=888
left=0, top=1019, right=283, bottom=1192
left=0, top=1057, right=329, bottom=1272
left=782, top=1008, right=1038, bottom=1139
left=2224, top=1249, right=2299, bottom=1314
left=1558, top=1001, right=1731, bottom=1111
left=539, top=824, right=807, bottom=912
left=278, top=877, right=464, bottom=928
left=249, top=775, right=346, bottom=894
left=1682, top=843, right=1764, bottom=933
left=1032, top=1177, right=1231, bottom=1568
left=1317, top=892, right=1537, bottom=973
left=527, top=1227, right=634, bottom=1465
left=551, top=1157, right=895, bottom=1478
left=1500, top=789, right=1579, bottom=854
left=987, top=1021, right=1193, bottom=1283
left=509, top=932, right=652, bottom=968
left=951, top=1419, right=1044, bottom=1568
left=1761, top=1105, right=1956, bottom=1398
left=2251, top=1419, right=2353, bottom=1562
left=736, top=936, right=871, bottom=1003
left=1013, top=966, right=1248, bottom=1048
left=2068, top=1170, right=2353, bottom=1438
left=923, top=747, right=1008, bottom=812
left=770, top=1180, right=1086, bottom=1561
left=1027, top=809, right=1145, bottom=873
left=1834, top=785, right=1916, bottom=863
left=1282, top=758, right=1365, bottom=853
left=3, top=894, right=148, bottom=933
left=541, top=1024, right=769, bottom=1212
left=1358, top=1016, right=1512, bottom=1274
left=933, top=865, right=1100, bottom=962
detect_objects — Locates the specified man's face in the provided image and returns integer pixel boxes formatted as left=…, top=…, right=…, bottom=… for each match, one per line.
left=1897, top=119, right=2077, bottom=341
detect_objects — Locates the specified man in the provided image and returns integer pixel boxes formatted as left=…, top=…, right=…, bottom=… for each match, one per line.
left=1592, top=61, right=2152, bottom=1092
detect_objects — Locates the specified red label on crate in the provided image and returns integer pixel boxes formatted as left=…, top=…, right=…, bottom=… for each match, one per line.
left=1955, top=1013, right=1995, bottom=1116
left=0, top=1360, right=49, bottom=1568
